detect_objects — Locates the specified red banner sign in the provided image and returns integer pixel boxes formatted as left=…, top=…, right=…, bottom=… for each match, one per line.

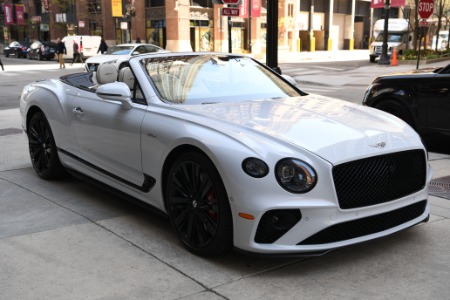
left=3, top=4, right=14, bottom=25
left=16, top=5, right=25, bottom=25
left=240, top=0, right=261, bottom=18
left=371, top=0, right=406, bottom=8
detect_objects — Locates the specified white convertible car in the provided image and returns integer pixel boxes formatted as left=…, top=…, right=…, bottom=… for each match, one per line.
left=20, top=52, right=431, bottom=256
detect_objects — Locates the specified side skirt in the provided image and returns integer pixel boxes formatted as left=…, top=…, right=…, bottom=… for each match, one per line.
left=58, top=148, right=156, bottom=193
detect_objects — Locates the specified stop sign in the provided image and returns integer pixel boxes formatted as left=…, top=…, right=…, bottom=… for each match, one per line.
left=418, top=0, right=434, bottom=19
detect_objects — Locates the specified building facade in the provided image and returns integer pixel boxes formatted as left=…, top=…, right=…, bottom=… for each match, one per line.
left=1, top=0, right=405, bottom=54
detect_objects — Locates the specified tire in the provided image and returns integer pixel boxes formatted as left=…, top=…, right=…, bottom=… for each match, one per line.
left=37, top=53, right=42, bottom=61
left=27, top=53, right=31, bottom=60
left=370, top=56, right=376, bottom=63
left=165, top=152, right=233, bottom=256
left=27, top=112, right=66, bottom=179
left=375, top=99, right=414, bottom=128
left=5, top=52, right=9, bottom=58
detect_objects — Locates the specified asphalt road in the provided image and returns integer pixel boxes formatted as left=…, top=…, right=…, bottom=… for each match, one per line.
left=280, top=60, right=375, bottom=104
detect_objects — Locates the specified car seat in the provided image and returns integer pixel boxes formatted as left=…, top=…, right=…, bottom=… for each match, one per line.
left=118, top=67, right=135, bottom=90
left=95, top=63, right=118, bottom=85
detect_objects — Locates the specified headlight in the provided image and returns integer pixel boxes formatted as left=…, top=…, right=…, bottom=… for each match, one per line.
left=242, top=158, right=269, bottom=178
left=275, top=158, right=317, bottom=193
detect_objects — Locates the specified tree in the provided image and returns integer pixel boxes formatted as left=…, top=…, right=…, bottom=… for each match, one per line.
left=433, top=0, right=447, bottom=51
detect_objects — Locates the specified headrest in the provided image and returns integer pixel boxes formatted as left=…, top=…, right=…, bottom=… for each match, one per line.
left=96, top=63, right=118, bottom=85
left=118, top=67, right=135, bottom=89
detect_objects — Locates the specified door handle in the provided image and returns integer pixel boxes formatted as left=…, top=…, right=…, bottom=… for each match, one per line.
left=72, top=107, right=84, bottom=116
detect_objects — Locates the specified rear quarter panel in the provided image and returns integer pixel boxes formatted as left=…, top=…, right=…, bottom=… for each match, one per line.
left=20, top=79, right=77, bottom=156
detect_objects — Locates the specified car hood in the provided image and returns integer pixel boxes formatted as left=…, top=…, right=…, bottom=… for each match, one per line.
left=179, top=94, right=422, bottom=165
left=373, top=67, right=438, bottom=82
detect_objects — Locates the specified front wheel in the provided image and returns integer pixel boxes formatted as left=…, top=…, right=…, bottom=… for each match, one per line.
left=165, top=152, right=233, bottom=256
left=28, top=112, right=66, bottom=179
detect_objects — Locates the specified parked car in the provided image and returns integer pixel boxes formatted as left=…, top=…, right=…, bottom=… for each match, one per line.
left=27, top=41, right=57, bottom=60
left=3, top=41, right=28, bottom=58
left=20, top=52, right=431, bottom=256
left=61, top=35, right=102, bottom=60
left=363, top=64, right=450, bottom=138
left=84, top=43, right=167, bottom=72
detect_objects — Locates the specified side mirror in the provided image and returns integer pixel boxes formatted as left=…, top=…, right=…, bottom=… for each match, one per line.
left=281, top=74, right=297, bottom=86
left=96, top=82, right=133, bottom=109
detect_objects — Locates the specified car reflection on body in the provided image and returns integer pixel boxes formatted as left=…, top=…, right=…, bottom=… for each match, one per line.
left=3, top=41, right=28, bottom=58
left=20, top=52, right=431, bottom=256
left=27, top=41, right=57, bottom=61
left=84, top=43, right=168, bottom=72
left=363, top=64, right=450, bottom=138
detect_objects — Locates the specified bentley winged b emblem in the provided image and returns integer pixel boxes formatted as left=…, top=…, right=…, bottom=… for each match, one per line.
left=370, top=142, right=387, bottom=148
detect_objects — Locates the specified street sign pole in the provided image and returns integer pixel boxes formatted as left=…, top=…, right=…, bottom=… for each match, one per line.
left=417, top=0, right=434, bottom=69
left=222, top=0, right=242, bottom=54
left=378, top=0, right=391, bottom=65
left=228, top=15, right=232, bottom=53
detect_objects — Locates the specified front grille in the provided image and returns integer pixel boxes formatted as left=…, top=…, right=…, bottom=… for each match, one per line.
left=333, top=150, right=426, bottom=209
left=298, top=200, right=427, bottom=245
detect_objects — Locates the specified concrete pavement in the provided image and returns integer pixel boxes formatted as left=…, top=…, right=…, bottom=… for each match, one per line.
left=1, top=51, right=450, bottom=299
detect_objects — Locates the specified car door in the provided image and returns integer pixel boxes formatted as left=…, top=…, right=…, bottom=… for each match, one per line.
left=421, top=73, right=450, bottom=134
left=66, top=88, right=147, bottom=188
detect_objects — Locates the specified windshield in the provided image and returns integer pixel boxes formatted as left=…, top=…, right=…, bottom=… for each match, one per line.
left=107, top=46, right=134, bottom=55
left=141, top=55, right=301, bottom=105
left=375, top=33, right=403, bottom=43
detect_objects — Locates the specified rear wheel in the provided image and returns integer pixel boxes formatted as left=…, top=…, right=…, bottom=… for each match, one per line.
left=376, top=99, right=414, bottom=128
left=27, top=112, right=66, bottom=179
left=165, top=152, right=233, bottom=256
left=37, top=53, right=42, bottom=61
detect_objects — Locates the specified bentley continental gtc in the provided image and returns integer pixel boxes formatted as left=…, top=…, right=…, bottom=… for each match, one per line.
left=20, top=52, right=432, bottom=256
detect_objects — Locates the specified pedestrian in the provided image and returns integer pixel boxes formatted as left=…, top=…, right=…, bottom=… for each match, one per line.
left=136, top=37, right=141, bottom=43
left=97, top=38, right=108, bottom=54
left=71, top=40, right=82, bottom=65
left=56, top=38, right=67, bottom=68
left=0, top=57, right=4, bottom=71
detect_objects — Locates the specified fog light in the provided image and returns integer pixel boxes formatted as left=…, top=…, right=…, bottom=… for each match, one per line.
left=255, top=209, right=302, bottom=244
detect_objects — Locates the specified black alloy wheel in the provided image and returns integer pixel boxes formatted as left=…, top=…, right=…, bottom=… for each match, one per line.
left=28, top=112, right=66, bottom=179
left=165, top=152, right=233, bottom=256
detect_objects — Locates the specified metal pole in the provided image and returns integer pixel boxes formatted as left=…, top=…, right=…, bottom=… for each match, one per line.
left=416, top=28, right=422, bottom=69
left=228, top=16, right=232, bottom=53
left=248, top=0, right=252, bottom=53
left=378, top=0, right=391, bottom=65
left=267, top=0, right=281, bottom=73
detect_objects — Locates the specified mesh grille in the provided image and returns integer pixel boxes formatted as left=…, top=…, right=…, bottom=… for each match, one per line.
left=333, top=150, right=426, bottom=209
left=298, top=200, right=427, bottom=245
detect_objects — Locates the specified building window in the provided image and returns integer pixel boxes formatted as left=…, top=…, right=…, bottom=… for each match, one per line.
left=146, top=0, right=165, bottom=7
left=88, top=0, right=102, bottom=14
left=288, top=4, right=294, bottom=18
